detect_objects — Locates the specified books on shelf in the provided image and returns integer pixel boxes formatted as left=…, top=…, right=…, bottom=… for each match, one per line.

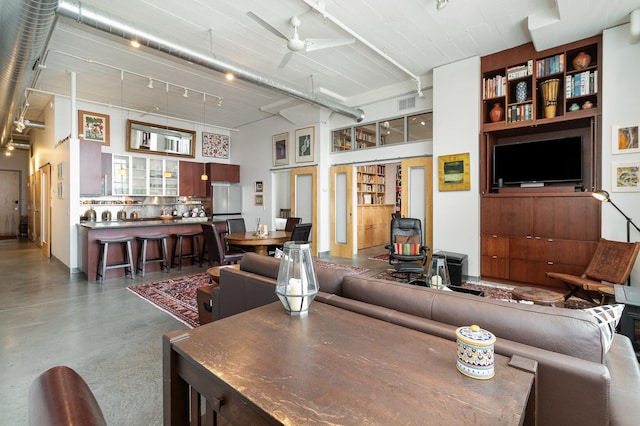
left=506, top=60, right=533, bottom=80
left=483, top=75, right=506, bottom=99
left=566, top=70, right=597, bottom=98
left=536, top=54, right=565, bottom=77
left=507, top=104, right=533, bottom=123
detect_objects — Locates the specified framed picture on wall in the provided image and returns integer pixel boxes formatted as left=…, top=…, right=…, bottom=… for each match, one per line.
left=438, top=153, right=471, bottom=191
left=255, top=194, right=264, bottom=206
left=78, top=110, right=110, bottom=145
left=612, top=161, right=640, bottom=192
left=612, top=122, right=640, bottom=154
left=255, top=181, right=263, bottom=193
left=202, top=132, right=230, bottom=159
left=272, top=132, right=289, bottom=166
left=295, top=126, right=314, bottom=163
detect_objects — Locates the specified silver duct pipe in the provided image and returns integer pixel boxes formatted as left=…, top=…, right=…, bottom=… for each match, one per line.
left=0, top=0, right=58, bottom=146
left=13, top=118, right=45, bottom=130
left=55, top=1, right=365, bottom=123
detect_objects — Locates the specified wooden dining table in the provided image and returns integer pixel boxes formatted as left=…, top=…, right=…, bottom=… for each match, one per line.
left=224, top=231, right=290, bottom=255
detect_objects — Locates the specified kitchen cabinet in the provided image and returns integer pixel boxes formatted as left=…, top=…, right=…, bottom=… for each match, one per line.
left=112, top=155, right=179, bottom=196
left=80, top=139, right=103, bottom=196
left=207, top=162, right=240, bottom=182
left=179, top=161, right=207, bottom=197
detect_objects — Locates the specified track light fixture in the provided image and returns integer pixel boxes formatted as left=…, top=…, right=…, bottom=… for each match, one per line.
left=436, top=0, right=448, bottom=11
left=147, top=78, right=153, bottom=89
left=15, top=118, right=25, bottom=133
left=218, top=99, right=223, bottom=107
left=183, top=88, right=188, bottom=98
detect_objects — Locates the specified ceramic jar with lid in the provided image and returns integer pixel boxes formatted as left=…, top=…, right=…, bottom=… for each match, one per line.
left=455, top=324, right=496, bottom=380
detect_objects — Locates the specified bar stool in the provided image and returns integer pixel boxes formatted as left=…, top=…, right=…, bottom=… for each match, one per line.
left=136, top=234, right=170, bottom=277
left=171, top=231, right=202, bottom=272
left=96, top=236, right=135, bottom=283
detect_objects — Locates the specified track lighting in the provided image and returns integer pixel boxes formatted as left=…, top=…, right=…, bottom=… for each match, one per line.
left=225, top=72, right=235, bottom=81
left=147, top=78, right=153, bottom=89
left=130, top=39, right=141, bottom=48
left=436, top=0, right=448, bottom=11
left=183, top=88, right=188, bottom=98
left=217, top=98, right=223, bottom=107
left=16, top=118, right=25, bottom=133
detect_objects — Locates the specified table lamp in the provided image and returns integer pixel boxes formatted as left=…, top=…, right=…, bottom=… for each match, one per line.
left=275, top=241, right=319, bottom=316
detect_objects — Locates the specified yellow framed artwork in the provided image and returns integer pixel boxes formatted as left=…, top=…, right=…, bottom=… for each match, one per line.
left=438, top=153, right=470, bottom=191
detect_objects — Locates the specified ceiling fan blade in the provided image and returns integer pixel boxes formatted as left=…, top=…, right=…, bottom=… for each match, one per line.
left=278, top=51, right=295, bottom=68
left=304, top=38, right=355, bottom=52
left=246, top=11, right=288, bottom=41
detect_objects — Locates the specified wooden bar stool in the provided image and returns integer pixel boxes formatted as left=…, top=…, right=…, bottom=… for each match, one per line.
left=136, top=234, right=170, bottom=277
left=171, top=231, right=202, bottom=272
left=96, top=236, right=135, bottom=283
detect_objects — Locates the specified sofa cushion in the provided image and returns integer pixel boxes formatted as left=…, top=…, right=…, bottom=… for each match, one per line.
left=240, top=252, right=280, bottom=279
left=580, top=304, right=625, bottom=353
left=340, top=275, right=606, bottom=363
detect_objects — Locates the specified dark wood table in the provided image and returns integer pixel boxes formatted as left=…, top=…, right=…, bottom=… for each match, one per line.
left=224, top=231, right=290, bottom=255
left=163, top=302, right=535, bottom=425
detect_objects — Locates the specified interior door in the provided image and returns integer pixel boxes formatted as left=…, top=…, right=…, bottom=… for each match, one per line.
left=0, top=170, right=20, bottom=238
left=33, top=170, right=42, bottom=247
left=400, top=157, right=433, bottom=252
left=330, top=165, right=354, bottom=258
left=290, top=166, right=318, bottom=256
left=41, top=164, right=51, bottom=258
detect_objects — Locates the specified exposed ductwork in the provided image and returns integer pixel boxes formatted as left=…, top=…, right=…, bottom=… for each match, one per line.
left=54, top=0, right=365, bottom=123
left=0, top=0, right=58, bottom=146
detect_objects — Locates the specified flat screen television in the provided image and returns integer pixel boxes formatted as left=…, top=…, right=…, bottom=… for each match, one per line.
left=493, top=136, right=583, bottom=186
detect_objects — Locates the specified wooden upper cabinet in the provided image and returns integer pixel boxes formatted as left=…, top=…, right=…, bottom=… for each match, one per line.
left=80, top=139, right=103, bottom=196
left=179, top=161, right=207, bottom=197
left=481, top=196, right=533, bottom=237
left=207, top=163, right=240, bottom=183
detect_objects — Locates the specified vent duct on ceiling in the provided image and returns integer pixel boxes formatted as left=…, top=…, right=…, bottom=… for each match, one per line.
left=399, top=97, right=416, bottom=111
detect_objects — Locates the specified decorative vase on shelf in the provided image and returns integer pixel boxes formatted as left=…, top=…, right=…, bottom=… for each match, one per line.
left=489, top=103, right=504, bottom=122
left=515, top=81, right=527, bottom=103
left=572, top=52, right=591, bottom=70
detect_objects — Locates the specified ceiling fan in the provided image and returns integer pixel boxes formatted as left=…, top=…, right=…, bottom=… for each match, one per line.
left=247, top=12, right=355, bottom=67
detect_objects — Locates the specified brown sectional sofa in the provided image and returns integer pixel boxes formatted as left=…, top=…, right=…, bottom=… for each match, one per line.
left=213, top=253, right=640, bottom=425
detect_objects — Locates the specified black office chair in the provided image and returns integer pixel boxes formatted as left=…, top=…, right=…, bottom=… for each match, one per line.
left=385, top=217, right=430, bottom=284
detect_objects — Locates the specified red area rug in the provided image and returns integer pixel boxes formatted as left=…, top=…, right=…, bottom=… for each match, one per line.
left=127, top=261, right=370, bottom=328
left=368, top=253, right=390, bottom=262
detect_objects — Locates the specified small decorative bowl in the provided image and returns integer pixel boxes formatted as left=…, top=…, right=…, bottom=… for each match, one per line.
left=455, top=324, right=496, bottom=380
left=159, top=215, right=173, bottom=221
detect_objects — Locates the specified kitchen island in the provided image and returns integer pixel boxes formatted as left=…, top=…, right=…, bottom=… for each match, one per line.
left=78, top=217, right=209, bottom=281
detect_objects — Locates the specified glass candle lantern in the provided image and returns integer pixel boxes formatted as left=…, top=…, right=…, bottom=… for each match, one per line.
left=427, top=251, right=451, bottom=290
left=275, top=241, right=319, bottom=316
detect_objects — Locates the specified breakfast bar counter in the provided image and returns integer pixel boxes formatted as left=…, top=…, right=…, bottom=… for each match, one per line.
left=78, top=217, right=208, bottom=281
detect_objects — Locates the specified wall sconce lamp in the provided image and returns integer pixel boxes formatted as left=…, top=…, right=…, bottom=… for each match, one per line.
left=592, top=190, right=640, bottom=243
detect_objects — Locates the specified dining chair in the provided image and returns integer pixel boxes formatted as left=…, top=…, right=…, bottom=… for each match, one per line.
left=284, top=217, right=301, bottom=232
left=290, top=223, right=312, bottom=242
left=201, top=223, right=244, bottom=267
left=226, top=218, right=246, bottom=234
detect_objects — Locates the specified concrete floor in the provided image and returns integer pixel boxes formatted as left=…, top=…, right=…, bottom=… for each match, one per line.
left=0, top=238, right=390, bottom=425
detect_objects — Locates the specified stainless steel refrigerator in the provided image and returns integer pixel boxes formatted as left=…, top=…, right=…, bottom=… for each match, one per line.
left=211, top=183, right=242, bottom=219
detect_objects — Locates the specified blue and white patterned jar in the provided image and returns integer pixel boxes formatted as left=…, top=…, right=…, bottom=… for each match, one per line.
left=455, top=324, right=496, bottom=380
left=515, top=81, right=527, bottom=103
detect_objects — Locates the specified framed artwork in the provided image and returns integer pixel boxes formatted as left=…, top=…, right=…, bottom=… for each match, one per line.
left=272, top=132, right=289, bottom=166
left=255, top=194, right=264, bottom=206
left=612, top=161, right=640, bottom=192
left=202, top=132, right=230, bottom=159
left=612, top=122, right=640, bottom=154
left=78, top=110, right=110, bottom=145
left=255, top=181, right=263, bottom=192
left=438, top=153, right=471, bottom=191
left=295, top=126, right=315, bottom=163
left=57, top=162, right=64, bottom=181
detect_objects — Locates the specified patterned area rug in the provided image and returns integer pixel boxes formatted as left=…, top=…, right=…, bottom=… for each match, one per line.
left=127, top=260, right=370, bottom=328
left=368, top=253, right=390, bottom=262
left=369, top=269, right=595, bottom=309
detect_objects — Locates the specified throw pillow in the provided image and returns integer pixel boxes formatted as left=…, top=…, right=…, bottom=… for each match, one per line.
left=395, top=234, right=420, bottom=245
left=393, top=243, right=421, bottom=256
left=580, top=303, right=625, bottom=353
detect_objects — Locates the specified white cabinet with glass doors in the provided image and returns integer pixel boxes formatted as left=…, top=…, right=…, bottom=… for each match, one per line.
left=113, top=155, right=179, bottom=196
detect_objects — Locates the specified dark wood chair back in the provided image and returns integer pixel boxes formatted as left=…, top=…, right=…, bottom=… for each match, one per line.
left=290, top=223, right=312, bottom=242
left=227, top=218, right=246, bottom=234
left=284, top=217, right=302, bottom=232
left=202, top=223, right=244, bottom=266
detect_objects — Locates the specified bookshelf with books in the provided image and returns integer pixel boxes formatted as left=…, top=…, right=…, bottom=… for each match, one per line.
left=332, top=128, right=352, bottom=151
left=357, top=165, right=386, bottom=205
left=481, top=35, right=601, bottom=130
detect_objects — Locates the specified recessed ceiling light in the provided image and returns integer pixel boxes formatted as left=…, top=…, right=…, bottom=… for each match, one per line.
left=130, top=39, right=141, bottom=48
left=225, top=72, right=235, bottom=81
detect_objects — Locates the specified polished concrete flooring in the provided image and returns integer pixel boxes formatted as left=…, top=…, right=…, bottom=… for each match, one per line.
left=0, top=238, right=391, bottom=425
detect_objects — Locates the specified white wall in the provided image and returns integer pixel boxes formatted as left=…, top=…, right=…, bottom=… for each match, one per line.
left=602, top=24, right=640, bottom=285
left=432, top=56, right=481, bottom=279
